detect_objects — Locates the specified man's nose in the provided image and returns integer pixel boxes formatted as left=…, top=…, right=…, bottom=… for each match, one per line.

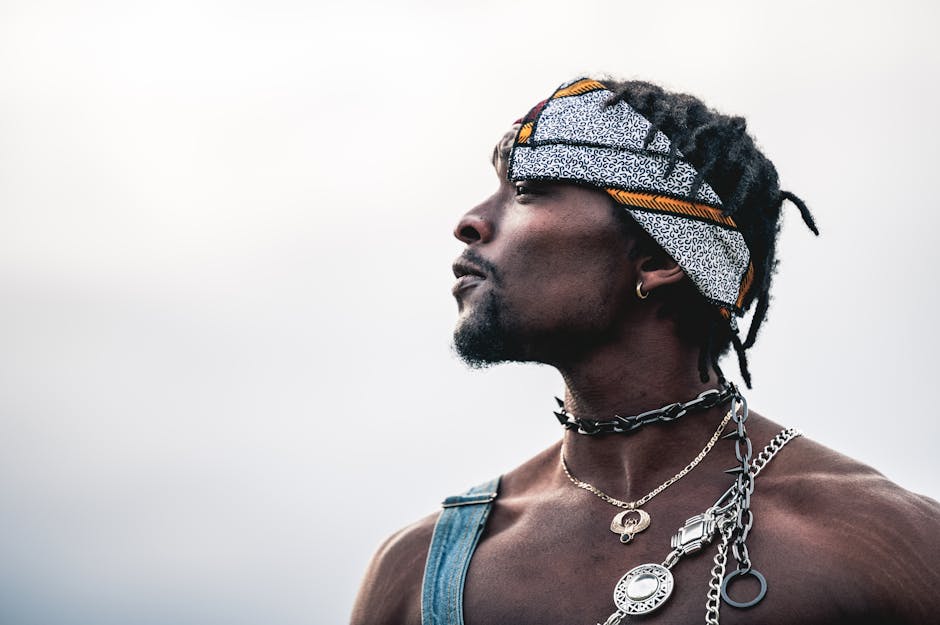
left=453, top=210, right=493, bottom=245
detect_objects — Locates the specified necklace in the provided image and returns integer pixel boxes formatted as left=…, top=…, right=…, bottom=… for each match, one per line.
left=598, top=427, right=803, bottom=625
left=561, top=408, right=734, bottom=544
left=554, top=383, right=736, bottom=435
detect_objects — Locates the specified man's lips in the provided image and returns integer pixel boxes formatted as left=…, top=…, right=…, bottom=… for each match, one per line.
left=452, top=259, right=487, bottom=280
left=452, top=259, right=488, bottom=296
left=452, top=274, right=485, bottom=296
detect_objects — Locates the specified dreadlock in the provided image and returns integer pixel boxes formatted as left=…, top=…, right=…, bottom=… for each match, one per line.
left=604, top=80, right=819, bottom=388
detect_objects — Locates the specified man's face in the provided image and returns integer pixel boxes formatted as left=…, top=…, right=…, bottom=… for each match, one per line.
left=451, top=131, right=638, bottom=367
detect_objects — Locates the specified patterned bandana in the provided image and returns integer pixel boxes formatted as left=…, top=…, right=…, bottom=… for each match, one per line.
left=507, top=77, right=754, bottom=315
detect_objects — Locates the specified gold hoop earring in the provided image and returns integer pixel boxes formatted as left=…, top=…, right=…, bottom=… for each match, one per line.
left=636, top=280, right=649, bottom=300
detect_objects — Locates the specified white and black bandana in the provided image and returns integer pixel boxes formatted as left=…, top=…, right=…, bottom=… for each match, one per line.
left=507, top=77, right=754, bottom=314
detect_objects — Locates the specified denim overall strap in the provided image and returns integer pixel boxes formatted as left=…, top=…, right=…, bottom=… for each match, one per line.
left=421, top=476, right=501, bottom=625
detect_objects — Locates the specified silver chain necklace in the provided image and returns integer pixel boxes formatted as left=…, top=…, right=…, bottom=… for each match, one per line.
left=595, top=403, right=802, bottom=625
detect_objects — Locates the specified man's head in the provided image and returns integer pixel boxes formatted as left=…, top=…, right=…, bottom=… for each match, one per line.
left=452, top=77, right=817, bottom=386
left=451, top=151, right=655, bottom=368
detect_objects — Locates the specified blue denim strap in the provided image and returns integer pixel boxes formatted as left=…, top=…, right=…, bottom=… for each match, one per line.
left=421, top=477, right=501, bottom=625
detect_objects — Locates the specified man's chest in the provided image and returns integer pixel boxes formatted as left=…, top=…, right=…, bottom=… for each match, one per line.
left=459, top=501, right=854, bottom=625
left=462, top=526, right=719, bottom=625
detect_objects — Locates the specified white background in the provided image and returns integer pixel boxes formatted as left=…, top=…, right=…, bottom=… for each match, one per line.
left=1, top=1, right=938, bottom=623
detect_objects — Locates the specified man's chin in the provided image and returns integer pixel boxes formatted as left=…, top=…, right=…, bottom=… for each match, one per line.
left=452, top=299, right=518, bottom=367
left=453, top=309, right=606, bottom=369
left=452, top=324, right=509, bottom=368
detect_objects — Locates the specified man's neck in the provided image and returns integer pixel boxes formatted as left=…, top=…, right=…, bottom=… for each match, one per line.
left=553, top=320, right=731, bottom=501
left=558, top=313, right=715, bottom=417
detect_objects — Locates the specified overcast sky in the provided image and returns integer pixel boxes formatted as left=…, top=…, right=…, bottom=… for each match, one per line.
left=1, top=1, right=939, bottom=623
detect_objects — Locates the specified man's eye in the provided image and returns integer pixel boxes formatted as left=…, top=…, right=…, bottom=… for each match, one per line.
left=515, top=183, right=535, bottom=196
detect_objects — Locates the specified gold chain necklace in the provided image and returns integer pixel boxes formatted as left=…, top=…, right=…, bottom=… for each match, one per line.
left=561, top=407, right=733, bottom=544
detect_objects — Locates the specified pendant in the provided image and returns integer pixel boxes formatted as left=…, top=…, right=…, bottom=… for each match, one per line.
left=610, top=509, right=651, bottom=543
left=613, top=563, right=674, bottom=615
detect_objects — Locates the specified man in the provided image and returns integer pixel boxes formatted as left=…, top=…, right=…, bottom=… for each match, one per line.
left=351, top=78, right=940, bottom=624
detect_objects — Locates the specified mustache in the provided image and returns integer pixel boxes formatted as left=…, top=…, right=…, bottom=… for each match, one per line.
left=458, top=250, right=500, bottom=284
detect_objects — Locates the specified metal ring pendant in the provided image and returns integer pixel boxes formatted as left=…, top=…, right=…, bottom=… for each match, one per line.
left=613, top=563, right=674, bottom=615
left=720, top=569, right=767, bottom=608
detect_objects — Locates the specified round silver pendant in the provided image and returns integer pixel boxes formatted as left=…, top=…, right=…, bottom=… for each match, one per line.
left=613, top=563, right=674, bottom=615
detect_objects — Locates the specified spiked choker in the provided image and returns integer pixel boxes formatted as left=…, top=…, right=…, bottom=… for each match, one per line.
left=553, top=383, right=737, bottom=436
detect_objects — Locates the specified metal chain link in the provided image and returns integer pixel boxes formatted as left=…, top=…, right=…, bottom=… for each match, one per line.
left=705, top=522, right=734, bottom=625
left=555, top=383, right=737, bottom=435
left=751, top=427, right=803, bottom=478
left=735, top=425, right=803, bottom=571
left=727, top=394, right=756, bottom=572
left=600, top=610, right=624, bottom=625
left=703, top=426, right=803, bottom=624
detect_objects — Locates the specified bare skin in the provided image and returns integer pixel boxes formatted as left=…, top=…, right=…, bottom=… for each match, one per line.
left=351, top=146, right=940, bottom=625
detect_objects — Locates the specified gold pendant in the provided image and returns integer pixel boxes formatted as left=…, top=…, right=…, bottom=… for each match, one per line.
left=610, top=509, right=651, bottom=544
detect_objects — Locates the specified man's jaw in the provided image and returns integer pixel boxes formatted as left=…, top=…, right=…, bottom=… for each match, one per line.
left=452, top=287, right=511, bottom=368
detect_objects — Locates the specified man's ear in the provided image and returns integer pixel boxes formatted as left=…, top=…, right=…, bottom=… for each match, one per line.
left=635, top=254, right=685, bottom=291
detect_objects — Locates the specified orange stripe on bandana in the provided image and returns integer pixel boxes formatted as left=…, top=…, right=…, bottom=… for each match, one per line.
left=553, top=79, right=608, bottom=99
left=605, top=189, right=737, bottom=229
left=517, top=122, right=533, bottom=144
left=735, top=262, right=755, bottom=309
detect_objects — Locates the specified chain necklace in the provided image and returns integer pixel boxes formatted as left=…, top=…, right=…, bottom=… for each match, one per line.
left=555, top=383, right=736, bottom=435
left=561, top=408, right=734, bottom=544
left=593, top=390, right=803, bottom=625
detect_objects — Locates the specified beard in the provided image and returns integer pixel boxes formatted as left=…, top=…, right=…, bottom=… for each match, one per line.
left=453, top=286, right=623, bottom=368
left=452, top=288, right=529, bottom=367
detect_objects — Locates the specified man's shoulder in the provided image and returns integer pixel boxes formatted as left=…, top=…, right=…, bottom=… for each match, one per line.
left=759, top=432, right=940, bottom=523
left=350, top=511, right=439, bottom=625
left=754, top=432, right=940, bottom=620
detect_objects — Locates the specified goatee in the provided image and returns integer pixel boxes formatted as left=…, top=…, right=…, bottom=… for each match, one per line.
left=453, top=290, right=520, bottom=367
